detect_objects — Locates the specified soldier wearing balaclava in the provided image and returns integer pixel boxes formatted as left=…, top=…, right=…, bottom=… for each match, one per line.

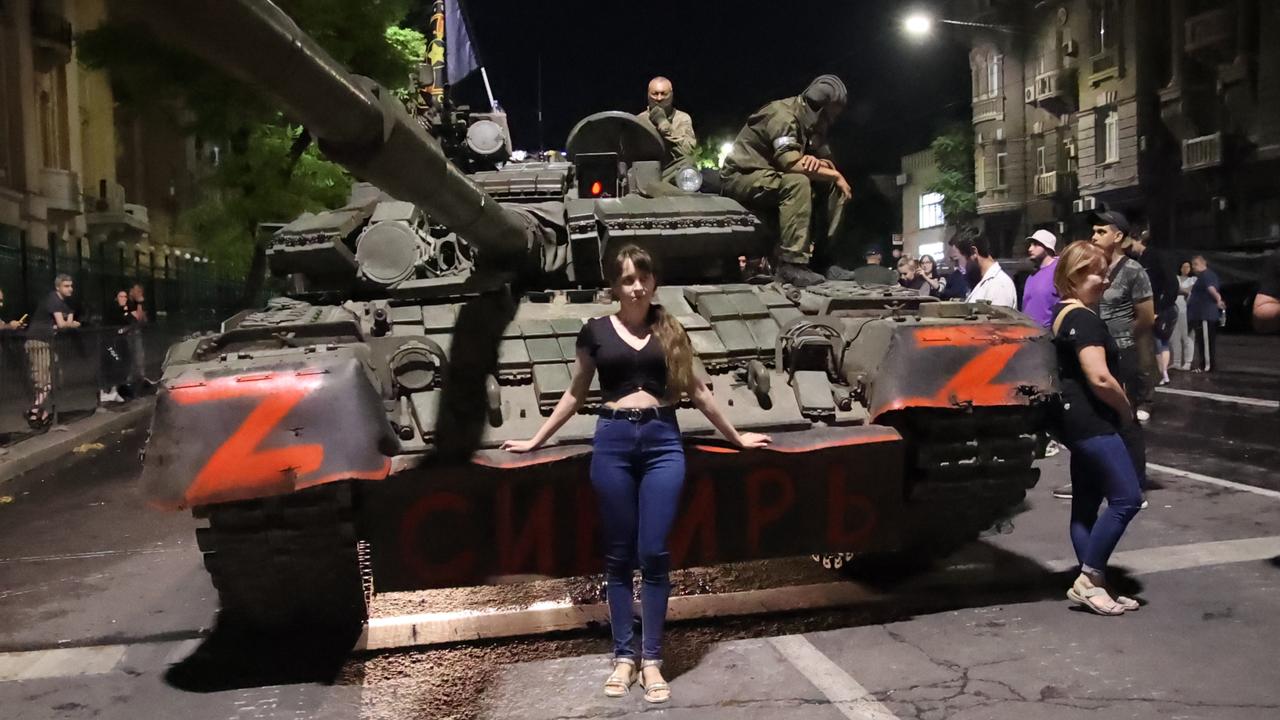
left=636, top=76, right=698, bottom=183
left=720, top=75, right=855, bottom=288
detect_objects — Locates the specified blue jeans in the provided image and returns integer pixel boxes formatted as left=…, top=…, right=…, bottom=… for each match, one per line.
left=1067, top=433, right=1144, bottom=573
left=590, top=413, right=685, bottom=661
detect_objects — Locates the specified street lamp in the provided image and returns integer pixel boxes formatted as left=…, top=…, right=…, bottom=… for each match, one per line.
left=903, top=13, right=934, bottom=38
left=901, top=11, right=1018, bottom=37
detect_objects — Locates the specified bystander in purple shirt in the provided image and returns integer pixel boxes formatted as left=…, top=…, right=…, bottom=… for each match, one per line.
left=1021, top=257, right=1060, bottom=327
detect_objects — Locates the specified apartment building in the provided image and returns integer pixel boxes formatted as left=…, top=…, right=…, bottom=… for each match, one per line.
left=898, top=148, right=953, bottom=263
left=949, top=0, right=1280, bottom=256
left=1, top=0, right=202, bottom=312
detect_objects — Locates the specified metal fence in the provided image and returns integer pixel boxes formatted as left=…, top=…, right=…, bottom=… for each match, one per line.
left=0, top=322, right=205, bottom=442
left=0, top=235, right=247, bottom=329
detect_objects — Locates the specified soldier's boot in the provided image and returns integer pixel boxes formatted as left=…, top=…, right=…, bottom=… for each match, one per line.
left=776, top=261, right=825, bottom=288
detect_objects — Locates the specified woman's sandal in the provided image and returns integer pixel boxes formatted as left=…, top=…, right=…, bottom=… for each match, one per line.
left=1112, top=594, right=1140, bottom=611
left=639, top=659, right=670, bottom=704
left=603, top=658, right=636, bottom=698
left=1066, top=582, right=1125, bottom=616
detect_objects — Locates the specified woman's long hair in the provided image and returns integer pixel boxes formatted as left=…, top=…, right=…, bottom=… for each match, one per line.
left=607, top=245, right=695, bottom=401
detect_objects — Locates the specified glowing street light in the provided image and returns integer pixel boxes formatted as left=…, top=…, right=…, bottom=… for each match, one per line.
left=903, top=13, right=934, bottom=38
left=900, top=11, right=1018, bottom=38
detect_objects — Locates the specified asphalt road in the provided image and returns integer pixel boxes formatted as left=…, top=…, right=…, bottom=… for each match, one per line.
left=1, top=336, right=1278, bottom=720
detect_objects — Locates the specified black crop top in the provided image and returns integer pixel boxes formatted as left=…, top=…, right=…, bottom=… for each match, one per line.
left=576, top=316, right=668, bottom=403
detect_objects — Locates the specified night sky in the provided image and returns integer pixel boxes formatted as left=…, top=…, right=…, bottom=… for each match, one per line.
left=427, top=0, right=971, bottom=175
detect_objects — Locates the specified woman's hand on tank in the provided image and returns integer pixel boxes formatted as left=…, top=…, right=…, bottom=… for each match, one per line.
left=735, top=432, right=772, bottom=449
left=501, top=438, right=542, bottom=453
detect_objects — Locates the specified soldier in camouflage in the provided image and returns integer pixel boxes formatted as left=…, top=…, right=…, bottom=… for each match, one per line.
left=721, top=75, right=853, bottom=288
left=635, top=76, right=698, bottom=184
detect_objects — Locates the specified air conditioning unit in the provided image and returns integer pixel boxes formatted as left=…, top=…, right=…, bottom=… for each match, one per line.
left=1062, top=39, right=1078, bottom=57
left=896, top=173, right=910, bottom=187
left=1033, top=121, right=1044, bottom=134
left=995, top=127, right=1005, bottom=141
left=1025, top=86, right=1037, bottom=103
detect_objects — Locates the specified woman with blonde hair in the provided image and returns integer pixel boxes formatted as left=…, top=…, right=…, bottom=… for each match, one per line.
left=504, top=245, right=771, bottom=702
left=1050, top=241, right=1144, bottom=616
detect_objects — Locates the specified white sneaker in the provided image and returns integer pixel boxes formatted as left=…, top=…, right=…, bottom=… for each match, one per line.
left=1136, top=409, right=1151, bottom=424
left=99, top=390, right=123, bottom=404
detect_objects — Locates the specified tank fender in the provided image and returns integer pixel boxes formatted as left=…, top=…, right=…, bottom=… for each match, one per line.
left=141, top=354, right=398, bottom=509
left=860, top=321, right=1058, bottom=422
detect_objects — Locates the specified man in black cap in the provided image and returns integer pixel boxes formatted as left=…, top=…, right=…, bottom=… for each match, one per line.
left=721, top=74, right=853, bottom=287
left=852, top=245, right=899, bottom=285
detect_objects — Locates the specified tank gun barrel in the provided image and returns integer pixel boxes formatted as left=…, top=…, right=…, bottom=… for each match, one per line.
left=119, top=0, right=539, bottom=265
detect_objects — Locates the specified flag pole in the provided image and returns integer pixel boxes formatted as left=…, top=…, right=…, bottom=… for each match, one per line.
left=480, top=67, right=497, bottom=111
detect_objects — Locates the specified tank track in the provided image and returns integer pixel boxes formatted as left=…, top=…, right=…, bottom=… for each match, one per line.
left=816, top=407, right=1042, bottom=570
left=194, top=483, right=370, bottom=630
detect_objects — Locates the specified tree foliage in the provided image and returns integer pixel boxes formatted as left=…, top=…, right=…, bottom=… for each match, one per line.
left=78, top=0, right=426, bottom=299
left=925, top=125, right=978, bottom=226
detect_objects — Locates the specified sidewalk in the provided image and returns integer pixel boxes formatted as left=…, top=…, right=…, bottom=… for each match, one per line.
left=0, top=399, right=153, bottom=484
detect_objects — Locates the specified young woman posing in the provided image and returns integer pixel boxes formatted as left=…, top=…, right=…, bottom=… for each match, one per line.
left=503, top=245, right=771, bottom=703
left=1050, top=241, right=1144, bottom=616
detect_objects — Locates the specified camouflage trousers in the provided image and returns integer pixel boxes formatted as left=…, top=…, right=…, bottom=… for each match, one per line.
left=720, top=169, right=846, bottom=264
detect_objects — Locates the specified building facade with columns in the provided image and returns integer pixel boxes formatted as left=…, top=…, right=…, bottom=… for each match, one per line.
left=1, top=0, right=209, bottom=317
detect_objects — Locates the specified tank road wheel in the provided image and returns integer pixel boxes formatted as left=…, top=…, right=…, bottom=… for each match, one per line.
left=193, top=483, right=370, bottom=631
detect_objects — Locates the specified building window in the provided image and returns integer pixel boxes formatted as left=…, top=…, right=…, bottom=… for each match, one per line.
left=1096, top=110, right=1119, bottom=164
left=1037, top=146, right=1047, bottom=175
left=919, top=192, right=946, bottom=229
left=1091, top=0, right=1120, bottom=55
left=976, top=153, right=986, bottom=192
left=995, top=152, right=1008, bottom=188
left=972, top=50, right=1004, bottom=99
left=918, top=242, right=945, bottom=263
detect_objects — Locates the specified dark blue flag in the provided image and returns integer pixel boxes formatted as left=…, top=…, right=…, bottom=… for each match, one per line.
left=445, top=0, right=479, bottom=84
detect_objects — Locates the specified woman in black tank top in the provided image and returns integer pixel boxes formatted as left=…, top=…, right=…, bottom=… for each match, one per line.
left=503, top=245, right=770, bottom=703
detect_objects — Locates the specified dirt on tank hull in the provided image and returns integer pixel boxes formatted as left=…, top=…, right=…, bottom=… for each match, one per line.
left=125, top=0, right=1058, bottom=633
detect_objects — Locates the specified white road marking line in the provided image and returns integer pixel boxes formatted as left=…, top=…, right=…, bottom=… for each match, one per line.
left=1044, top=536, right=1280, bottom=575
left=1149, top=462, right=1280, bottom=500
left=769, top=635, right=901, bottom=720
left=1155, top=386, right=1280, bottom=408
left=0, top=645, right=127, bottom=682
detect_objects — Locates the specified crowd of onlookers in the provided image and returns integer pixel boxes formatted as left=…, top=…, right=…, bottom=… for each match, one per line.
left=1, top=276, right=150, bottom=430
left=875, top=212, right=1279, bottom=615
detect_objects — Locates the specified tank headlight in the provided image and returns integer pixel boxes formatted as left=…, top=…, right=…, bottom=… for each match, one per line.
left=676, top=167, right=703, bottom=193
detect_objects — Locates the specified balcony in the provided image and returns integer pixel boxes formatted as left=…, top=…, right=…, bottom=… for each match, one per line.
left=84, top=181, right=150, bottom=236
left=1033, top=68, right=1077, bottom=115
left=972, top=95, right=1004, bottom=124
left=1182, top=133, right=1223, bottom=172
left=40, top=168, right=81, bottom=218
left=31, top=7, right=73, bottom=72
left=1034, top=171, right=1076, bottom=197
left=1185, top=7, right=1234, bottom=63
left=1089, top=49, right=1119, bottom=85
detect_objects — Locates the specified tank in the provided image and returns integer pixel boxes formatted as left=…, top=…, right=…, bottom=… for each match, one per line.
left=129, top=0, right=1058, bottom=631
